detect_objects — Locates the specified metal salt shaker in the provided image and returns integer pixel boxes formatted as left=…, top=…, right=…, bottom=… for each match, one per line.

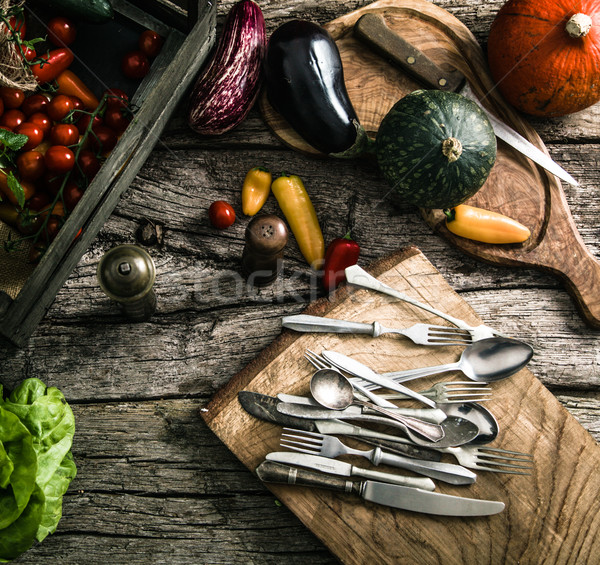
left=97, top=244, right=157, bottom=321
left=242, top=214, right=288, bottom=286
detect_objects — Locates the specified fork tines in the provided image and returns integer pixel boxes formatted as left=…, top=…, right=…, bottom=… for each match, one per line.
left=280, top=428, right=323, bottom=455
left=426, top=325, right=473, bottom=345
left=442, top=381, right=493, bottom=402
left=474, top=446, right=534, bottom=475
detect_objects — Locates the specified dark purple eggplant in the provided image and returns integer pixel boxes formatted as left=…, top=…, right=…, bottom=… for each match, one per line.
left=264, top=20, right=368, bottom=158
left=188, top=0, right=266, bottom=136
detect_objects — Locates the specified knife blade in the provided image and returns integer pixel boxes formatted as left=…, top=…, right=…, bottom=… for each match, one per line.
left=237, top=391, right=442, bottom=461
left=353, top=12, right=578, bottom=187
left=321, top=350, right=437, bottom=408
left=256, top=461, right=505, bottom=517
left=266, top=451, right=436, bottom=490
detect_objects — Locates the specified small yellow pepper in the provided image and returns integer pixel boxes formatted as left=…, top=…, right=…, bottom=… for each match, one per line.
left=271, top=173, right=325, bottom=269
left=242, top=166, right=272, bottom=216
left=445, top=204, right=531, bottom=244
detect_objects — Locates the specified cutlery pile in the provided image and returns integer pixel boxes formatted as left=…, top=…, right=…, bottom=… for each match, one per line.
left=239, top=265, right=535, bottom=517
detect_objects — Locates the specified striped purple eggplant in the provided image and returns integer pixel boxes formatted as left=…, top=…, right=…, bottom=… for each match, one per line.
left=187, top=0, right=266, bottom=135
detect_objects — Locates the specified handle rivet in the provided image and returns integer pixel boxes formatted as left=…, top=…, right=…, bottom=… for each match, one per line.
left=406, top=56, right=416, bottom=64
left=438, top=78, right=448, bottom=87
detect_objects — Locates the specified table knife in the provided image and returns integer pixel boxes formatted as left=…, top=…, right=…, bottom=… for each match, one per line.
left=257, top=461, right=505, bottom=517
left=353, top=12, right=578, bottom=187
left=277, top=393, right=448, bottom=424
left=266, top=451, right=436, bottom=490
left=237, top=391, right=442, bottom=461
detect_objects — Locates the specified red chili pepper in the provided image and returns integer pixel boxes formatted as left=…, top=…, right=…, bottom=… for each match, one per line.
left=31, top=48, right=74, bottom=84
left=322, top=232, right=360, bottom=292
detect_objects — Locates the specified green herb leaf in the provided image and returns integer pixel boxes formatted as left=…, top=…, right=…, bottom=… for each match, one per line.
left=0, top=129, right=28, bottom=151
left=6, top=171, right=25, bottom=208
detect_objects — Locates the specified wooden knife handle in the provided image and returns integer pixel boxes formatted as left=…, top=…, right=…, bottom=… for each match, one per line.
left=353, top=13, right=464, bottom=92
left=256, top=461, right=360, bottom=496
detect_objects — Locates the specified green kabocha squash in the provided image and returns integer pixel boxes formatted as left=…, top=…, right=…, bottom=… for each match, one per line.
left=375, top=90, right=497, bottom=209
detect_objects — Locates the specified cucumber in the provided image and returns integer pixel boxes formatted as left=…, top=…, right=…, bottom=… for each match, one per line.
left=46, top=0, right=114, bottom=24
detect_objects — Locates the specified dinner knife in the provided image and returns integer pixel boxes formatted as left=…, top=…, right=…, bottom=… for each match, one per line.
left=256, top=461, right=505, bottom=517
left=353, top=12, right=578, bottom=187
left=266, top=451, right=437, bottom=490
left=237, top=391, right=442, bottom=461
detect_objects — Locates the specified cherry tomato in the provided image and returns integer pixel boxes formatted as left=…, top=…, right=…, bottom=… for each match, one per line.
left=47, top=16, right=77, bottom=46
left=77, top=150, right=101, bottom=179
left=21, top=93, right=49, bottom=116
left=0, top=98, right=4, bottom=119
left=43, top=172, right=66, bottom=196
left=63, top=180, right=84, bottom=211
left=0, top=109, right=25, bottom=130
left=76, top=113, right=102, bottom=132
left=104, top=88, right=129, bottom=109
left=138, top=30, right=164, bottom=58
left=44, top=215, right=62, bottom=242
left=0, top=87, right=25, bottom=109
left=14, top=122, right=44, bottom=151
left=27, top=191, right=51, bottom=212
left=45, top=145, right=75, bottom=174
left=8, top=15, right=26, bottom=40
left=19, top=46, right=36, bottom=61
left=208, top=201, right=236, bottom=229
left=28, top=112, right=52, bottom=137
left=121, top=51, right=150, bottom=80
left=17, top=150, right=46, bottom=181
left=47, top=94, right=74, bottom=122
left=90, top=125, right=117, bottom=153
left=104, top=106, right=131, bottom=134
left=69, top=96, right=84, bottom=112
left=50, top=123, right=79, bottom=146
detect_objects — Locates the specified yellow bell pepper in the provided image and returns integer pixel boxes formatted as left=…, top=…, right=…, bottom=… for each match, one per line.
left=241, top=166, right=272, bottom=216
left=445, top=204, right=531, bottom=244
left=271, top=173, right=325, bottom=269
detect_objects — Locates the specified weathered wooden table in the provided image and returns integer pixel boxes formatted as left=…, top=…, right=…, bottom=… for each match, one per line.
left=2, top=0, right=599, bottom=563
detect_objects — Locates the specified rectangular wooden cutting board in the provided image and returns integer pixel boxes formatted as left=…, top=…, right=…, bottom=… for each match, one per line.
left=201, top=247, right=600, bottom=564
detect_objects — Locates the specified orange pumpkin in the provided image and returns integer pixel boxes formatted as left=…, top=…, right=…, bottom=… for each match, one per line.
left=487, top=0, right=600, bottom=117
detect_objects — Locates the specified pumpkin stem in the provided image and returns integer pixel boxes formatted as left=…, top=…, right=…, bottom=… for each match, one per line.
left=566, top=13, right=592, bottom=38
left=442, top=137, right=463, bottom=163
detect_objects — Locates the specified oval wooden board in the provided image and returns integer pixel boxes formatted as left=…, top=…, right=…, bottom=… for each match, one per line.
left=259, top=0, right=600, bottom=328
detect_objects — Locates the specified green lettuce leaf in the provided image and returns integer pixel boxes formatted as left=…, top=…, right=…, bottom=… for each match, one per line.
left=0, top=484, right=45, bottom=563
left=0, top=407, right=37, bottom=530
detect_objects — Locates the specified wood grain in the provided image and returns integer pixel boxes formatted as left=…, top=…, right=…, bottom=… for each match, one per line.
left=259, top=0, right=600, bottom=329
left=202, top=248, right=600, bottom=565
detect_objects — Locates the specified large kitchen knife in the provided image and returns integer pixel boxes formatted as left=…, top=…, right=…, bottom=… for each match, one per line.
left=353, top=12, right=578, bottom=187
left=266, top=451, right=437, bottom=490
left=237, top=391, right=442, bottom=461
left=256, top=461, right=505, bottom=517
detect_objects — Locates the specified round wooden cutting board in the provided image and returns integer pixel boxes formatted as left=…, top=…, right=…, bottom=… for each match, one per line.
left=259, top=0, right=600, bottom=328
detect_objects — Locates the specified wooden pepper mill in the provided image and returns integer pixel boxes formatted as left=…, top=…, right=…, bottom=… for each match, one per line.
left=242, top=214, right=288, bottom=286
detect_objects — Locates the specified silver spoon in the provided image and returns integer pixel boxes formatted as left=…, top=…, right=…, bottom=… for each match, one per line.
left=380, top=337, right=534, bottom=384
left=309, top=369, right=446, bottom=443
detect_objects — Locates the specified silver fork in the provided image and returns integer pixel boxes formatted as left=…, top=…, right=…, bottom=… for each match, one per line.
left=305, top=350, right=492, bottom=405
left=345, top=265, right=508, bottom=341
left=283, top=428, right=533, bottom=476
left=280, top=428, right=478, bottom=485
left=282, top=314, right=473, bottom=346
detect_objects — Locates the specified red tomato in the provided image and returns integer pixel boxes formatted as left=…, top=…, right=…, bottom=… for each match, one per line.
left=76, top=113, right=102, bottom=132
left=104, top=106, right=131, bottom=134
left=138, top=30, right=164, bottom=58
left=0, top=109, right=25, bottom=130
left=45, top=145, right=75, bottom=174
left=43, top=172, right=66, bottom=195
left=21, top=93, right=49, bottom=116
left=47, top=94, right=74, bottom=121
left=50, top=123, right=79, bottom=146
left=44, top=215, right=62, bottom=242
left=90, top=125, right=117, bottom=153
left=121, top=51, right=150, bottom=80
left=19, top=46, right=36, bottom=61
left=63, top=180, right=84, bottom=211
left=14, top=122, right=44, bottom=151
left=0, top=98, right=4, bottom=118
left=47, top=17, right=77, bottom=46
left=27, top=191, right=51, bottom=212
left=8, top=15, right=26, bottom=40
left=28, top=112, right=52, bottom=137
left=77, top=150, right=101, bottom=179
left=0, top=87, right=25, bottom=109
left=17, top=150, right=46, bottom=181
left=69, top=96, right=84, bottom=112
left=104, top=88, right=129, bottom=109
left=208, top=201, right=236, bottom=229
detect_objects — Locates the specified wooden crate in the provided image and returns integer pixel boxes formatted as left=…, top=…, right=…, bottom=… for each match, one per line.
left=0, top=0, right=217, bottom=346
